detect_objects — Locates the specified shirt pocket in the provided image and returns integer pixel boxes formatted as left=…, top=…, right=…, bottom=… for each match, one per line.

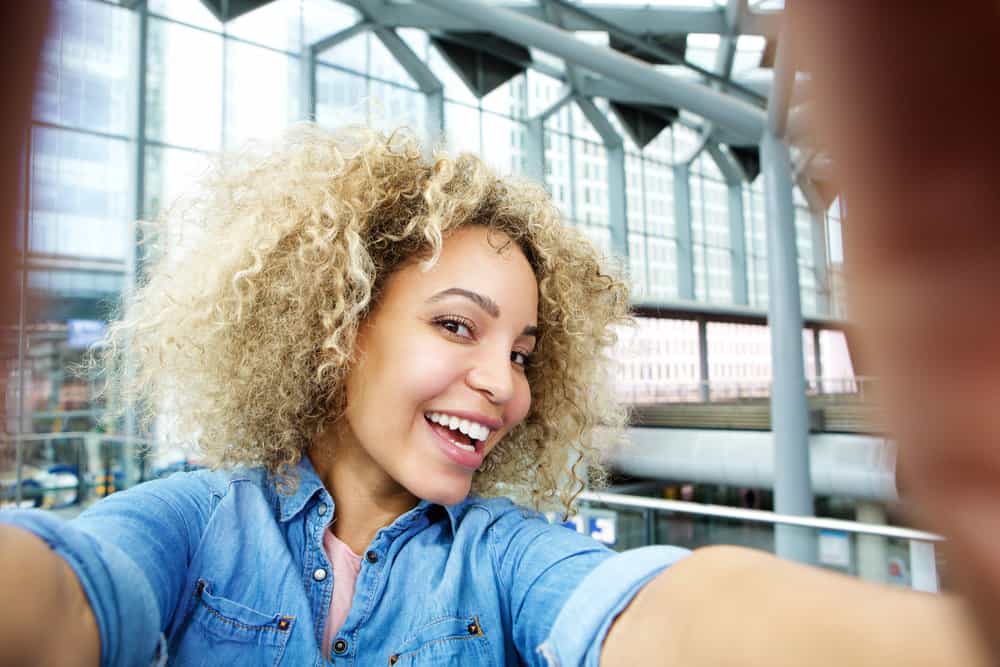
left=387, top=614, right=494, bottom=667
left=168, top=578, right=294, bottom=667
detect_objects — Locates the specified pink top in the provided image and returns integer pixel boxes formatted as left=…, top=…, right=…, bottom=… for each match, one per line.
left=321, top=529, right=362, bottom=656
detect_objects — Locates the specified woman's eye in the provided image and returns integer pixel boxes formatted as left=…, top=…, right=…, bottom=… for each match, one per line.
left=438, top=318, right=472, bottom=338
left=511, top=351, right=533, bottom=368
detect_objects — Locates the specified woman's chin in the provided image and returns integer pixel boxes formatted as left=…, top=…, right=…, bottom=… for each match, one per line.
left=414, top=480, right=472, bottom=507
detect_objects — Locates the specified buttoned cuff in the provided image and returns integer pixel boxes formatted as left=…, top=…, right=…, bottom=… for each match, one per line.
left=537, top=545, right=691, bottom=667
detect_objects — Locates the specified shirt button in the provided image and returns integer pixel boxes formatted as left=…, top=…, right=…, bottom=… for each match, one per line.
left=313, top=568, right=327, bottom=582
left=317, top=503, right=328, bottom=516
left=333, top=638, right=348, bottom=654
left=365, top=550, right=378, bottom=564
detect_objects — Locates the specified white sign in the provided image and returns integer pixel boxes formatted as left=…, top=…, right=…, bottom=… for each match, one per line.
left=818, top=529, right=852, bottom=568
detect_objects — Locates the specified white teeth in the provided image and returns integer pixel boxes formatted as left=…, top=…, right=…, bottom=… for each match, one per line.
left=425, top=412, right=493, bottom=443
left=451, top=441, right=476, bottom=452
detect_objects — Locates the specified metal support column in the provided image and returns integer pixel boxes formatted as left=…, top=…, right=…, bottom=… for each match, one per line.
left=698, top=318, right=710, bottom=402
left=575, top=96, right=627, bottom=259
left=856, top=501, right=889, bottom=585
left=811, top=207, right=830, bottom=316
left=761, top=131, right=814, bottom=563
left=673, top=164, right=695, bottom=300
left=123, top=1, right=151, bottom=490
left=727, top=185, right=748, bottom=305
left=812, top=327, right=823, bottom=392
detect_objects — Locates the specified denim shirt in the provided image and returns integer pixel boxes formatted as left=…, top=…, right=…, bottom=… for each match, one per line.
left=1, top=457, right=689, bottom=666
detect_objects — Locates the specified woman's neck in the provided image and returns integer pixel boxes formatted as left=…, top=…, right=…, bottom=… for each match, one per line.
left=308, top=427, right=418, bottom=555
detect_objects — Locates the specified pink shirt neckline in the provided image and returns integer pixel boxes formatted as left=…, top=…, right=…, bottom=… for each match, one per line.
left=321, top=528, right=363, bottom=656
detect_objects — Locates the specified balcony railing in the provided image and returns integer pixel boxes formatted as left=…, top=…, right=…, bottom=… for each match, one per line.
left=571, top=490, right=942, bottom=592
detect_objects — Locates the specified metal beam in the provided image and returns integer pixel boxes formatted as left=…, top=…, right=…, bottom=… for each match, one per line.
left=310, top=20, right=372, bottom=56
left=546, top=0, right=766, bottom=106
left=417, top=0, right=766, bottom=141
left=673, top=163, right=695, bottom=300
left=574, top=96, right=627, bottom=260
left=374, top=4, right=779, bottom=36
left=630, top=300, right=848, bottom=331
left=372, top=26, right=444, bottom=138
left=767, top=29, right=794, bottom=138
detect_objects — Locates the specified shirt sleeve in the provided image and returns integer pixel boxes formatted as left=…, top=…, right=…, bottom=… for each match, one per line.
left=490, top=508, right=689, bottom=667
left=0, top=471, right=215, bottom=667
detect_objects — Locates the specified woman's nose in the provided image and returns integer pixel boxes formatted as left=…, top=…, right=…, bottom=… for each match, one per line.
left=466, top=351, right=515, bottom=405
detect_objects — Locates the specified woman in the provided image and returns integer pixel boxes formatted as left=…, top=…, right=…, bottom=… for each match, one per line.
left=0, top=125, right=989, bottom=666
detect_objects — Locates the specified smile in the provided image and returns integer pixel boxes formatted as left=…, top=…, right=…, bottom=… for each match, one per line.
left=424, top=412, right=493, bottom=450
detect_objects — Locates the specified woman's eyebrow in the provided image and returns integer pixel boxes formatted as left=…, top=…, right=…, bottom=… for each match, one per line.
left=426, top=287, right=538, bottom=337
left=427, top=287, right=500, bottom=317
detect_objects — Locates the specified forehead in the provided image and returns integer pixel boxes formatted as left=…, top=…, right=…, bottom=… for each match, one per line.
left=381, top=226, right=539, bottom=317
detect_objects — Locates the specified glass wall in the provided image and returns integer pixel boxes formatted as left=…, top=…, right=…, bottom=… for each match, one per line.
left=3, top=0, right=852, bottom=508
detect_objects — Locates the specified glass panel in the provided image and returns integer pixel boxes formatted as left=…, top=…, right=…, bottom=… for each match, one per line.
left=146, top=18, right=223, bottom=151
left=570, top=102, right=602, bottom=143
left=225, top=0, right=302, bottom=52
left=706, top=322, right=771, bottom=397
left=526, top=69, right=565, bottom=117
left=30, top=126, right=131, bottom=260
left=443, top=102, right=480, bottom=155
left=543, top=131, right=571, bottom=217
left=368, top=33, right=417, bottom=87
left=224, top=42, right=300, bottom=147
left=302, top=0, right=360, bottom=46
left=707, top=246, right=733, bottom=304
left=314, top=65, right=367, bottom=129
left=148, top=0, right=222, bottom=31
left=481, top=112, right=523, bottom=176
left=143, top=145, right=211, bottom=221
left=35, top=0, right=136, bottom=136
left=646, top=237, right=679, bottom=301
left=819, top=330, right=856, bottom=391
left=613, top=317, right=699, bottom=403
left=686, top=33, right=719, bottom=72
left=5, top=268, right=141, bottom=511
left=315, top=31, right=367, bottom=74
left=644, top=160, right=674, bottom=238
left=482, top=73, right=526, bottom=120
left=368, top=81, right=425, bottom=138
left=543, top=102, right=571, bottom=135
left=573, top=138, right=608, bottom=227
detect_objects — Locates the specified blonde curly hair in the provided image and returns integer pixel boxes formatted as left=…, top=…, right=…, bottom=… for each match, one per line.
left=99, top=123, right=630, bottom=511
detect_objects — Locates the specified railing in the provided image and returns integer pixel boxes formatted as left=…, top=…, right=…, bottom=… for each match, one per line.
left=617, top=375, right=876, bottom=405
left=572, top=490, right=942, bottom=593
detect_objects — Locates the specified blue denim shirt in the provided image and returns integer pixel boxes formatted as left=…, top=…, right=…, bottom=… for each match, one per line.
left=1, top=457, right=688, bottom=666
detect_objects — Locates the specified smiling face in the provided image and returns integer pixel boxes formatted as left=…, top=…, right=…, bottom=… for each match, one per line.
left=336, top=225, right=539, bottom=506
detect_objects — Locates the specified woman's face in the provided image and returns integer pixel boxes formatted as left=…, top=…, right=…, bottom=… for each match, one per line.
left=340, top=226, right=539, bottom=505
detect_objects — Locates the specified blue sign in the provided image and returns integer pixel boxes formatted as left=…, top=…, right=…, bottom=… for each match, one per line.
left=67, top=319, right=107, bottom=349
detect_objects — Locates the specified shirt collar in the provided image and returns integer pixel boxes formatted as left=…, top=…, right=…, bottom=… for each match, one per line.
left=273, top=454, right=476, bottom=532
left=274, top=456, right=328, bottom=522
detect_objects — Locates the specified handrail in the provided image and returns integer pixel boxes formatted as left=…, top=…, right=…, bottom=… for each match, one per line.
left=578, top=491, right=943, bottom=542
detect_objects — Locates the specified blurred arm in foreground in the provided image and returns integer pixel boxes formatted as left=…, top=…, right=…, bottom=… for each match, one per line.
left=787, top=1, right=1000, bottom=660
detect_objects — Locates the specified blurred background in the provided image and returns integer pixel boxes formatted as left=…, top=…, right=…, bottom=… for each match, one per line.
left=5, top=0, right=923, bottom=592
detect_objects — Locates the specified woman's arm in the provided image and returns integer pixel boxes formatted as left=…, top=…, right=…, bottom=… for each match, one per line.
left=601, top=545, right=990, bottom=666
left=0, top=525, right=100, bottom=666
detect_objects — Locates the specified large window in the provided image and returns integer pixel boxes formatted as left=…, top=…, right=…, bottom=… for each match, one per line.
left=4, top=0, right=849, bottom=510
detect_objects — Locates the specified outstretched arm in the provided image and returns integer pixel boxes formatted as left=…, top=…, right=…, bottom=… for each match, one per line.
left=0, top=525, right=100, bottom=666
left=601, top=545, right=990, bottom=666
